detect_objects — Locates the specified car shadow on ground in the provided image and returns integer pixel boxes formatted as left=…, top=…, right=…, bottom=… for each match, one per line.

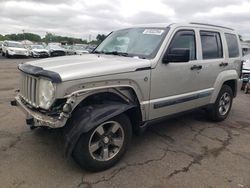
left=29, top=109, right=210, bottom=171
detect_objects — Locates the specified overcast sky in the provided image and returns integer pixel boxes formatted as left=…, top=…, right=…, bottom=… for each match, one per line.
left=0, top=0, right=250, bottom=40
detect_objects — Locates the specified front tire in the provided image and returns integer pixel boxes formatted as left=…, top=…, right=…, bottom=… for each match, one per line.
left=208, top=85, right=233, bottom=122
left=72, top=114, right=132, bottom=172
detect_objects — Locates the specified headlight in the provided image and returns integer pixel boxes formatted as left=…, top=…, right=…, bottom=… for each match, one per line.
left=38, top=79, right=55, bottom=109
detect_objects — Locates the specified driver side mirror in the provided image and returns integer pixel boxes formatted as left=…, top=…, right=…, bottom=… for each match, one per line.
left=163, top=48, right=190, bottom=63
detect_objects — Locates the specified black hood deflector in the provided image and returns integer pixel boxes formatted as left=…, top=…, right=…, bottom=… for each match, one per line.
left=18, top=64, right=62, bottom=83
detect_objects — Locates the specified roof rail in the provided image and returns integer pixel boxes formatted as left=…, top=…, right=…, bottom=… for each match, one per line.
left=189, top=22, right=234, bottom=31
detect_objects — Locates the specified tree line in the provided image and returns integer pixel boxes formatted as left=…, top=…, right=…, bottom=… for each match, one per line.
left=0, top=32, right=107, bottom=45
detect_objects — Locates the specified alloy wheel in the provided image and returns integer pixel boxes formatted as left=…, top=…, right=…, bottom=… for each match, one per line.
left=88, top=121, right=124, bottom=161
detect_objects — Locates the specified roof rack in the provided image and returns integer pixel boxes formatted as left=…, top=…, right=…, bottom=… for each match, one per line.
left=189, top=22, right=234, bottom=31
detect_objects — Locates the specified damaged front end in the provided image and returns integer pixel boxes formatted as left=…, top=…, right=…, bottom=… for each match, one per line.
left=11, top=94, right=69, bottom=129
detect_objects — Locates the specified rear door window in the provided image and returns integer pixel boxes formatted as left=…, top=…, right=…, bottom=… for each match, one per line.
left=200, top=31, right=223, bottom=59
left=225, top=33, right=239, bottom=58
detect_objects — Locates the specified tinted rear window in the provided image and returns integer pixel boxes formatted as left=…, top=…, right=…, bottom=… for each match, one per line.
left=200, top=31, right=223, bottom=59
left=225, top=33, right=239, bottom=58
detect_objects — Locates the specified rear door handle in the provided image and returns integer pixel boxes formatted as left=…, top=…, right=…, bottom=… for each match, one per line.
left=219, top=62, right=228, bottom=67
left=190, top=65, right=202, bottom=70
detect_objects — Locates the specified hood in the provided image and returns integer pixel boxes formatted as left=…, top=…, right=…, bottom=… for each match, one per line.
left=26, top=54, right=152, bottom=81
left=8, top=47, right=27, bottom=51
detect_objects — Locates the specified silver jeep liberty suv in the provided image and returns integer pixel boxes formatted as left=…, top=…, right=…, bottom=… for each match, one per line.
left=11, top=23, right=243, bottom=171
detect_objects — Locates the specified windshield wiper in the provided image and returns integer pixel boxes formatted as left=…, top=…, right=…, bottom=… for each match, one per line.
left=91, top=50, right=102, bottom=54
left=92, top=50, right=129, bottom=57
left=104, top=51, right=129, bottom=57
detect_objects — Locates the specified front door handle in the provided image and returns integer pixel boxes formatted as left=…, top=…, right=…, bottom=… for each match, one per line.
left=190, top=65, right=202, bottom=70
left=219, top=62, right=228, bottom=67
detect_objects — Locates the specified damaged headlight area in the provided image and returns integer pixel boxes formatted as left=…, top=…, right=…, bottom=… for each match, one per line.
left=38, top=78, right=56, bottom=110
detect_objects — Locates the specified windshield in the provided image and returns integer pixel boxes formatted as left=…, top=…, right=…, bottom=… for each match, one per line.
left=31, top=45, right=44, bottom=49
left=7, top=42, right=24, bottom=48
left=94, top=27, right=168, bottom=59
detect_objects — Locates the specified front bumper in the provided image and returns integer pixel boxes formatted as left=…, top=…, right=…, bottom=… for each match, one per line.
left=12, top=95, right=67, bottom=129
left=9, top=51, right=29, bottom=56
left=50, top=51, right=65, bottom=57
left=33, top=52, right=49, bottom=57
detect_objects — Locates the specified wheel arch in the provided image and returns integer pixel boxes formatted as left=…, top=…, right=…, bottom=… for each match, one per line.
left=210, top=70, right=238, bottom=103
left=63, top=87, right=143, bottom=157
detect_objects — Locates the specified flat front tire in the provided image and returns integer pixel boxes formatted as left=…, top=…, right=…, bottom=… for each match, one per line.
left=72, top=114, right=132, bottom=172
left=208, top=85, right=233, bottom=122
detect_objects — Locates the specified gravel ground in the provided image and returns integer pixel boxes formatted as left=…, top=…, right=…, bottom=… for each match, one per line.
left=0, top=56, right=250, bottom=188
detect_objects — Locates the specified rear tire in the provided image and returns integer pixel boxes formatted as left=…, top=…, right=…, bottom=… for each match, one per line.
left=72, top=113, right=132, bottom=172
left=244, top=84, right=249, bottom=94
left=208, top=85, right=233, bottom=122
left=6, top=51, right=10, bottom=58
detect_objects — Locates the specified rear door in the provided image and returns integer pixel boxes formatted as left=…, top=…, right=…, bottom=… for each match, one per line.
left=194, top=30, right=226, bottom=90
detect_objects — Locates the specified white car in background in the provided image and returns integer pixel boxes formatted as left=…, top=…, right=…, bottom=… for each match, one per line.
left=72, top=45, right=89, bottom=55
left=61, top=45, right=75, bottom=55
left=2, top=41, right=29, bottom=58
left=28, top=45, right=49, bottom=58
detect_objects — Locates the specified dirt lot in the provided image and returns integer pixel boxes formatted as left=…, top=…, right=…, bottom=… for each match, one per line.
left=0, top=56, right=250, bottom=188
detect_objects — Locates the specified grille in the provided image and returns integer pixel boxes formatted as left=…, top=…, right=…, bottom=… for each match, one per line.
left=20, top=72, right=39, bottom=107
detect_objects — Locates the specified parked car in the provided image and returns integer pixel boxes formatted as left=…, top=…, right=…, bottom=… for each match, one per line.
left=85, top=45, right=97, bottom=52
left=2, top=41, right=29, bottom=58
left=61, top=45, right=75, bottom=55
left=244, top=77, right=250, bottom=94
left=46, top=44, right=66, bottom=57
left=241, top=53, right=250, bottom=89
left=28, top=45, right=49, bottom=58
left=11, top=23, right=242, bottom=171
left=72, top=45, right=89, bottom=55
left=0, top=41, right=3, bottom=53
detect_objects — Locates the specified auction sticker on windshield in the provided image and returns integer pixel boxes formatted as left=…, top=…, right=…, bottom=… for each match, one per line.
left=143, top=29, right=164, bottom=35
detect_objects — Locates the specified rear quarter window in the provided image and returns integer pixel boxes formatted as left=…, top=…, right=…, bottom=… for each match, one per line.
left=225, top=33, right=239, bottom=58
left=200, top=31, right=223, bottom=59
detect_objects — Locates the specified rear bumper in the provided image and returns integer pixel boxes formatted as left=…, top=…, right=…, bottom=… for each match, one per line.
left=8, top=51, right=29, bottom=56
left=11, top=95, right=67, bottom=129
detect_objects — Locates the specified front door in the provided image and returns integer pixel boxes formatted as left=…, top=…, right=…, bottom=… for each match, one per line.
left=149, top=29, right=212, bottom=120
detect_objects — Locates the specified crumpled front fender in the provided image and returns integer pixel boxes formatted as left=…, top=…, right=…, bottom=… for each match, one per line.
left=64, top=103, right=135, bottom=157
